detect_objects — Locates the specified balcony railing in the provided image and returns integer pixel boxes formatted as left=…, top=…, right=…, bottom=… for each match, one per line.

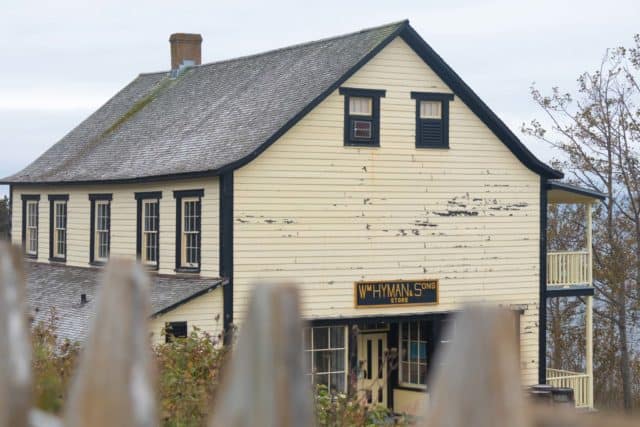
left=547, top=251, right=590, bottom=287
left=546, top=368, right=591, bottom=409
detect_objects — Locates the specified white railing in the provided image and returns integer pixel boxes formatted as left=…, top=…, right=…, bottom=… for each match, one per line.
left=546, top=368, right=591, bottom=408
left=547, top=251, right=590, bottom=287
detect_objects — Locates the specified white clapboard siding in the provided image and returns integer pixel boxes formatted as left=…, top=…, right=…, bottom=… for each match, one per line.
left=149, top=287, right=224, bottom=346
left=11, top=178, right=220, bottom=278
left=233, top=37, right=541, bottom=385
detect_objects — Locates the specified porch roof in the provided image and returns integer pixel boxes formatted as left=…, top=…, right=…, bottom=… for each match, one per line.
left=547, top=181, right=606, bottom=204
left=25, top=261, right=223, bottom=343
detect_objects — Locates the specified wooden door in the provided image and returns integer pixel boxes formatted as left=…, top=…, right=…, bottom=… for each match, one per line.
left=357, top=332, right=388, bottom=407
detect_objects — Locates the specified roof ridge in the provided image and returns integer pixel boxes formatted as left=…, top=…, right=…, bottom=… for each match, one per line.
left=138, top=20, right=408, bottom=76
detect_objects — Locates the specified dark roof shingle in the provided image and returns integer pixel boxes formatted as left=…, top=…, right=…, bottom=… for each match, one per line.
left=25, top=262, right=222, bottom=343
left=3, top=21, right=406, bottom=183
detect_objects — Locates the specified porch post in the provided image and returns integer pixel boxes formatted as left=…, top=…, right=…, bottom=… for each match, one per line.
left=587, top=202, right=593, bottom=284
left=586, top=202, right=594, bottom=408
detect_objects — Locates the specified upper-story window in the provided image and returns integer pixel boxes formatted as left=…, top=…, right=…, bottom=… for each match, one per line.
left=89, top=194, right=112, bottom=265
left=135, top=192, right=162, bottom=269
left=411, top=92, right=454, bottom=149
left=339, top=87, right=385, bottom=147
left=48, top=195, right=68, bottom=262
left=174, top=190, right=204, bottom=272
left=21, top=194, right=40, bottom=258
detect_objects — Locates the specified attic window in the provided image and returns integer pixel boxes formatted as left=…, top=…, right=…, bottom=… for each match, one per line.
left=411, top=92, right=454, bottom=148
left=339, top=87, right=385, bottom=147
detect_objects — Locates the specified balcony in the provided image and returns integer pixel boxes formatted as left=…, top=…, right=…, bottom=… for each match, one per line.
left=546, top=368, right=591, bottom=409
left=547, top=250, right=590, bottom=288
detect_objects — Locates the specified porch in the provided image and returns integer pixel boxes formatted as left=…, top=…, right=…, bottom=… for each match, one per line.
left=546, top=368, right=591, bottom=409
left=545, top=181, right=605, bottom=411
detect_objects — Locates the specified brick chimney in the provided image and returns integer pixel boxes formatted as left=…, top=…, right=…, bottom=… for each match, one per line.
left=169, top=33, right=202, bottom=70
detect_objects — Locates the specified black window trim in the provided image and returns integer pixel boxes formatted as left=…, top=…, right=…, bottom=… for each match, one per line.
left=173, top=189, right=204, bottom=273
left=165, top=321, right=188, bottom=343
left=48, top=194, right=69, bottom=263
left=135, top=191, right=162, bottom=271
left=21, top=194, right=40, bottom=259
left=339, top=87, right=386, bottom=147
left=88, top=193, right=112, bottom=266
left=411, top=92, right=454, bottom=149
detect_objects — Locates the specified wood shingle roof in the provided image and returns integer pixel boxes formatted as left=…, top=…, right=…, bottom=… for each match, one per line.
left=2, top=20, right=562, bottom=183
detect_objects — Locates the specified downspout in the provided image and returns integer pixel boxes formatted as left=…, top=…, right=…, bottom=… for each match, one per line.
left=219, top=172, right=234, bottom=344
left=539, top=177, right=548, bottom=384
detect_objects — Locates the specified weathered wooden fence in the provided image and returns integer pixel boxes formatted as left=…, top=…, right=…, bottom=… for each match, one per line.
left=0, top=241, right=637, bottom=427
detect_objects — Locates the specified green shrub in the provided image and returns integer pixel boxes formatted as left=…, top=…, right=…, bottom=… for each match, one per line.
left=30, top=318, right=409, bottom=426
left=31, top=310, right=80, bottom=414
left=154, top=327, right=226, bottom=427
left=314, top=384, right=407, bottom=427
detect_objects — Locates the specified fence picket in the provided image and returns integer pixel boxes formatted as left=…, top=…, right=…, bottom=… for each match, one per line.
left=0, top=243, right=32, bottom=427
left=209, top=283, right=314, bottom=427
left=424, top=307, right=528, bottom=427
left=63, top=259, right=157, bottom=427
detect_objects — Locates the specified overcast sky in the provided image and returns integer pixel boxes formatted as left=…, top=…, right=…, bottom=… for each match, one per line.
left=1, top=0, right=638, bottom=198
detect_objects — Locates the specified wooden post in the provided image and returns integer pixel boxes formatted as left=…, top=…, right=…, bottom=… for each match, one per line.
left=587, top=203, right=593, bottom=285
left=586, top=202, right=594, bottom=409
left=209, top=284, right=314, bottom=427
left=424, top=307, right=528, bottom=427
left=586, top=295, right=594, bottom=409
left=0, top=243, right=32, bottom=427
left=63, top=259, right=157, bottom=427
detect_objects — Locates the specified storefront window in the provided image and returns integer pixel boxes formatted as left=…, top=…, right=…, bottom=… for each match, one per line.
left=399, top=321, right=428, bottom=388
left=303, top=326, right=347, bottom=393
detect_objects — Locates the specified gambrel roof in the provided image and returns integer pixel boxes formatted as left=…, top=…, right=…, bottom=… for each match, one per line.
left=1, top=20, right=562, bottom=184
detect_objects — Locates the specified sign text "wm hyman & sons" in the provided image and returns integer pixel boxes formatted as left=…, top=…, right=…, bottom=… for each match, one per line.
left=354, top=279, right=439, bottom=308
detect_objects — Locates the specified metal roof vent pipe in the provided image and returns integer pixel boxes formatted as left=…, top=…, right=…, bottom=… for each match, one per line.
left=169, top=33, right=202, bottom=77
left=80, top=293, right=88, bottom=305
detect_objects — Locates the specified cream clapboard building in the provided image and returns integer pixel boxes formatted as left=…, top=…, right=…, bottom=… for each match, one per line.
left=1, top=21, right=605, bottom=413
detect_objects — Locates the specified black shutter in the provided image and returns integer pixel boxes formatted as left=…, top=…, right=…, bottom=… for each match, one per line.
left=419, top=119, right=444, bottom=147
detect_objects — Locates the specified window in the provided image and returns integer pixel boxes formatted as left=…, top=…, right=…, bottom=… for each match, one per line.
left=89, top=194, right=112, bottom=265
left=21, top=195, right=40, bottom=257
left=399, top=320, right=429, bottom=388
left=174, top=189, right=204, bottom=272
left=165, top=321, right=188, bottom=343
left=48, top=195, right=68, bottom=261
left=95, top=202, right=110, bottom=261
left=411, top=92, right=454, bottom=148
left=135, top=192, right=162, bottom=269
left=339, top=87, right=385, bottom=146
left=304, top=326, right=348, bottom=393
left=420, top=101, right=441, bottom=119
